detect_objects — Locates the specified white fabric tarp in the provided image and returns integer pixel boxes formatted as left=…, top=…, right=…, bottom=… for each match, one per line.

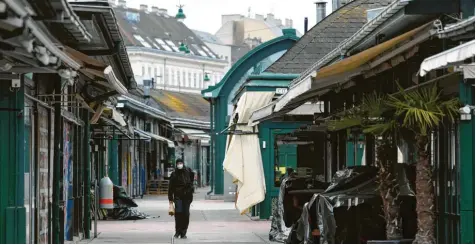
left=419, top=40, right=475, bottom=77
left=463, top=63, right=475, bottom=79
left=111, top=108, right=127, bottom=127
left=223, top=91, right=274, bottom=214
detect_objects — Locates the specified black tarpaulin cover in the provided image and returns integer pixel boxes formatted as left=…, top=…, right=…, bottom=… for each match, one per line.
left=269, top=178, right=292, bottom=243
left=300, top=166, right=414, bottom=243
left=108, top=185, right=150, bottom=220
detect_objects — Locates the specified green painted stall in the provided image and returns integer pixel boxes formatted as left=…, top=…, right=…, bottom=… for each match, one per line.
left=202, top=29, right=299, bottom=195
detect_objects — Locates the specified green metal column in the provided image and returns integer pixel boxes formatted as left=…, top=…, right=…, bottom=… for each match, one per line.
left=214, top=99, right=225, bottom=195
left=83, top=110, right=91, bottom=239
left=207, top=100, right=215, bottom=195
left=108, top=136, right=119, bottom=185
left=459, top=79, right=474, bottom=244
left=0, top=78, right=26, bottom=244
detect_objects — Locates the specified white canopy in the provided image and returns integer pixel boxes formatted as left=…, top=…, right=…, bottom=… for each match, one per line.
left=111, top=108, right=127, bottom=127
left=134, top=128, right=175, bottom=147
left=419, top=40, right=475, bottom=77
left=223, top=91, right=274, bottom=214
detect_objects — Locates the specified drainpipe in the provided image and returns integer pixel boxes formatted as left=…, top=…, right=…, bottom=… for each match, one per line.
left=52, top=75, right=63, bottom=244
left=304, top=17, right=308, bottom=33
left=207, top=99, right=215, bottom=195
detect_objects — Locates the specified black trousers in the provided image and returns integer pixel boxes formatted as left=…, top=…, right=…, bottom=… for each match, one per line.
left=174, top=198, right=192, bottom=235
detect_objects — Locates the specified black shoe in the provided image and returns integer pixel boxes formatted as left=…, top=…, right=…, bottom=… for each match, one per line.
left=174, top=233, right=180, bottom=239
left=181, top=235, right=187, bottom=239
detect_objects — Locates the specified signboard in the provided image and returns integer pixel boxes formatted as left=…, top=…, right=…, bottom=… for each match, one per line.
left=275, top=88, right=288, bottom=95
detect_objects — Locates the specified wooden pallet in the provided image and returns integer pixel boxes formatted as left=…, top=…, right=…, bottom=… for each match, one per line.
left=147, top=180, right=169, bottom=195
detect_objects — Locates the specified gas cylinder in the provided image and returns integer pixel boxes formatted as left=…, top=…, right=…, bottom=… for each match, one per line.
left=99, top=177, right=114, bottom=209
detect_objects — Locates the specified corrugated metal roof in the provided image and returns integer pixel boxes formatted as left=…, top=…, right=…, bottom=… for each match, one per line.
left=266, top=0, right=394, bottom=74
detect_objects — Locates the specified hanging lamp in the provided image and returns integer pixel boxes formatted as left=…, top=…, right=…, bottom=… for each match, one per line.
left=204, top=73, right=210, bottom=82
left=175, top=5, right=186, bottom=22
left=179, top=42, right=187, bottom=52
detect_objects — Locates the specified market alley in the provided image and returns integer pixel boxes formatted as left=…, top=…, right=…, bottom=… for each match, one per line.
left=87, top=188, right=274, bottom=244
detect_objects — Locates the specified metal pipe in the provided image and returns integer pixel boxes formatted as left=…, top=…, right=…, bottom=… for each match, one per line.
left=83, top=109, right=91, bottom=239
left=304, top=17, right=308, bottom=33
left=207, top=100, right=214, bottom=196
left=52, top=75, right=63, bottom=244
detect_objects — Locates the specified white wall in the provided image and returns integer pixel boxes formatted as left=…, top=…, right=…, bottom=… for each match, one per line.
left=128, top=50, right=228, bottom=93
left=204, top=42, right=232, bottom=70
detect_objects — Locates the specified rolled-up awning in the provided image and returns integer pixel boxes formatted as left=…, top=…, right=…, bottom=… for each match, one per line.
left=111, top=108, right=127, bottom=127
left=273, top=22, right=432, bottom=114
left=248, top=102, right=324, bottom=126
left=133, top=128, right=152, bottom=141
left=176, top=127, right=210, bottom=140
left=134, top=128, right=174, bottom=147
left=419, top=40, right=475, bottom=77
left=65, top=46, right=128, bottom=95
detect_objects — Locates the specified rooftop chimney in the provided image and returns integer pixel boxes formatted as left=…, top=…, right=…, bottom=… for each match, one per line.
left=139, top=4, right=148, bottom=11
left=118, top=0, right=126, bottom=8
left=315, top=1, right=327, bottom=24
left=255, top=14, right=264, bottom=21
left=266, top=13, right=275, bottom=21
left=275, top=18, right=282, bottom=27
left=151, top=6, right=159, bottom=13
left=304, top=17, right=308, bottom=33
left=332, top=0, right=341, bottom=12
left=158, top=8, right=168, bottom=15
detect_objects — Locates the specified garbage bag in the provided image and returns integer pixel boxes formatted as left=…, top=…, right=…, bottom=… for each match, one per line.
left=107, top=185, right=150, bottom=220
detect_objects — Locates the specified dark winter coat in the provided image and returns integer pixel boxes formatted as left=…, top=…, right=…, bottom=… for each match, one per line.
left=168, top=167, right=194, bottom=201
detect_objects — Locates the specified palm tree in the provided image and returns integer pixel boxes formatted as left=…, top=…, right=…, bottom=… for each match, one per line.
left=385, top=85, right=459, bottom=244
left=328, top=92, right=404, bottom=240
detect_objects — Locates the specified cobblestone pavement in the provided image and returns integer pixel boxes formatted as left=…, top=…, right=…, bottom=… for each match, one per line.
left=87, top=188, right=275, bottom=244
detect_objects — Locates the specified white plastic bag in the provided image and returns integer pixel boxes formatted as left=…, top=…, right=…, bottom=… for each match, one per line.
left=168, top=202, right=175, bottom=216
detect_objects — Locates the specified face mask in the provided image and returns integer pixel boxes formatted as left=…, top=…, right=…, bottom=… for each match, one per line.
left=177, top=163, right=184, bottom=169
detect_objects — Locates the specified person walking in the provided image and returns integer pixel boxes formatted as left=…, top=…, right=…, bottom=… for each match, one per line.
left=168, top=159, right=194, bottom=239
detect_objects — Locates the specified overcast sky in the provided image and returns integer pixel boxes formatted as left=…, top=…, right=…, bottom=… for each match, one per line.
left=127, top=0, right=333, bottom=34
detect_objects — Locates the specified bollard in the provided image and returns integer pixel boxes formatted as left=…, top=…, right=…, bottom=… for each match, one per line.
left=99, top=177, right=114, bottom=209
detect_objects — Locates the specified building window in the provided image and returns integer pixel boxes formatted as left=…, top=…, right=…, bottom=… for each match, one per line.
left=193, top=72, right=198, bottom=88
left=167, top=68, right=171, bottom=85
left=133, top=34, right=152, bottom=48
left=177, top=70, right=181, bottom=86
left=154, top=67, right=157, bottom=79
left=188, top=72, right=191, bottom=87
left=199, top=73, right=203, bottom=88
left=182, top=71, right=186, bottom=87
left=142, top=66, right=145, bottom=76
left=148, top=66, right=152, bottom=78
left=170, top=69, right=177, bottom=85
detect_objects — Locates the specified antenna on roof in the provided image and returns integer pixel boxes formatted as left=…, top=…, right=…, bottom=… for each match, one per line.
left=248, top=7, right=251, bottom=18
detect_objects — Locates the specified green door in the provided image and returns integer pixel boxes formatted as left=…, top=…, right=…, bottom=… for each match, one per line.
left=258, top=129, right=298, bottom=219
left=276, top=144, right=297, bottom=186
